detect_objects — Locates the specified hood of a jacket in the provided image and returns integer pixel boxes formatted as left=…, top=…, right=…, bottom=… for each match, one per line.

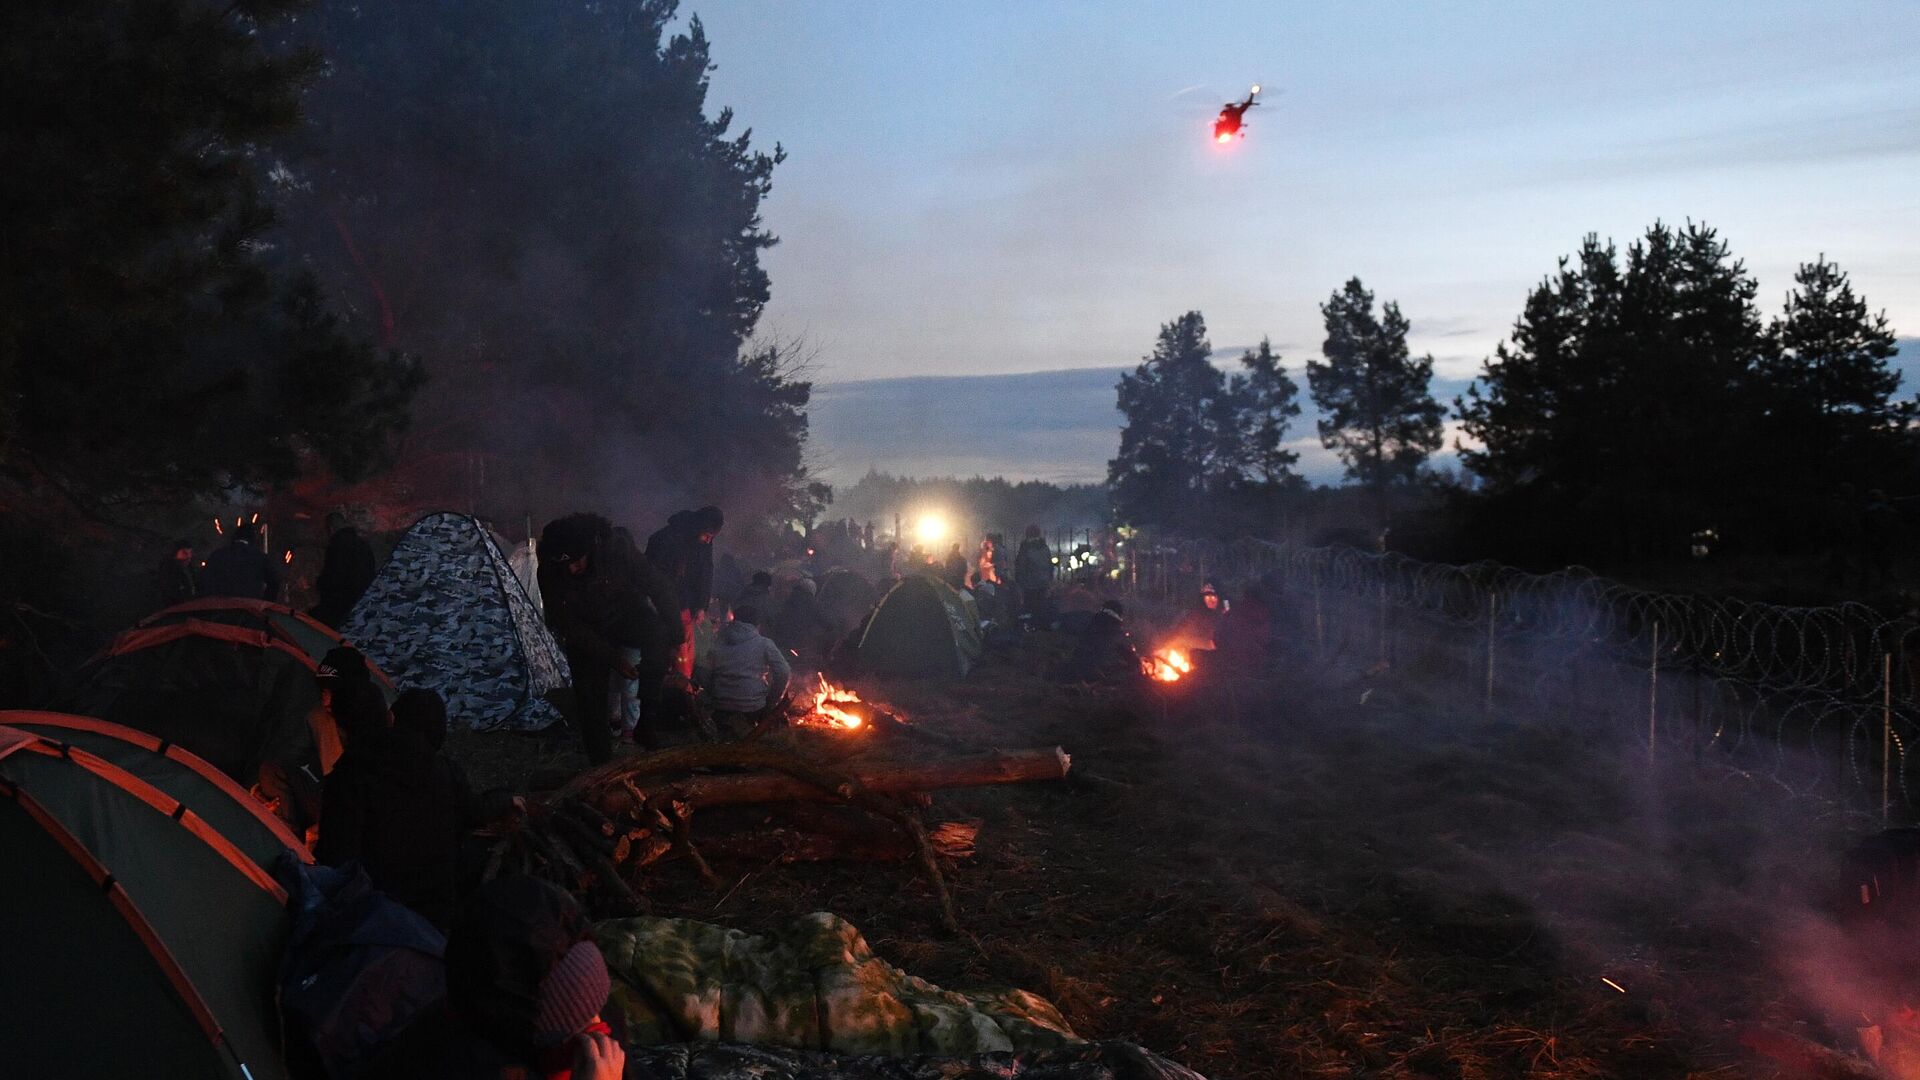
left=719, top=620, right=761, bottom=646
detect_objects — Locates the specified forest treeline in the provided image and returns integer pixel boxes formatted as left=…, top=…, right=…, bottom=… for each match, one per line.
left=1109, top=221, right=1910, bottom=569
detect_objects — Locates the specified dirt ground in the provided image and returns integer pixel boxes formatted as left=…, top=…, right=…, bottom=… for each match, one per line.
left=451, top=632, right=1885, bottom=1080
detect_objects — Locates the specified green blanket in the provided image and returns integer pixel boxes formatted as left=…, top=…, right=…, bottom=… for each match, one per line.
left=597, top=912, right=1080, bottom=1057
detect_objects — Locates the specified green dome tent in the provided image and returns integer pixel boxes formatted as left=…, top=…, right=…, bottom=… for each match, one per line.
left=0, top=712, right=307, bottom=1079
left=856, top=575, right=983, bottom=678
left=59, top=597, right=396, bottom=828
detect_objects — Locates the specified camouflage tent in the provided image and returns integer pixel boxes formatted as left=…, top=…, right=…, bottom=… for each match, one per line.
left=343, top=513, right=569, bottom=731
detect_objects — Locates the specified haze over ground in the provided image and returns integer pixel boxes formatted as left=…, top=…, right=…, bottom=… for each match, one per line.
left=687, top=2, right=1920, bottom=484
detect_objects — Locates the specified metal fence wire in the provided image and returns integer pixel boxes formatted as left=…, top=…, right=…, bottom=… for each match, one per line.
left=1111, top=537, right=1917, bottom=822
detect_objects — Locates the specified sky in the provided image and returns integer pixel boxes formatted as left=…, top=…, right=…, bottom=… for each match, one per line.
left=686, top=1, right=1920, bottom=483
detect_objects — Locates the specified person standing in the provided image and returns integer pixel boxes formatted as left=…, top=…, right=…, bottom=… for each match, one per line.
left=155, top=538, right=197, bottom=608
left=1014, top=525, right=1054, bottom=621
left=311, top=511, right=378, bottom=628
left=538, top=515, right=649, bottom=765
left=200, top=520, right=282, bottom=601
left=646, top=506, right=723, bottom=681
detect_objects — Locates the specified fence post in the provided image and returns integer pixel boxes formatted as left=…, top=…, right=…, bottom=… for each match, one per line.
left=1649, top=621, right=1661, bottom=764
left=1486, top=592, right=1498, bottom=717
left=1313, top=583, right=1325, bottom=658
left=1885, top=652, right=1894, bottom=824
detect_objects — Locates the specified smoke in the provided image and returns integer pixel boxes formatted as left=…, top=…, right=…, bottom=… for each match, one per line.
left=1151, top=575, right=1915, bottom=1068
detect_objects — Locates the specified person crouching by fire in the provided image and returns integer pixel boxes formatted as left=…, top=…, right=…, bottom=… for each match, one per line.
left=538, top=514, right=655, bottom=765
left=695, top=605, right=791, bottom=739
left=1060, top=600, right=1141, bottom=683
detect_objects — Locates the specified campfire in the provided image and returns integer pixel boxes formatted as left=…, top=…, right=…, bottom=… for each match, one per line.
left=794, top=674, right=867, bottom=730
left=1142, top=648, right=1192, bottom=683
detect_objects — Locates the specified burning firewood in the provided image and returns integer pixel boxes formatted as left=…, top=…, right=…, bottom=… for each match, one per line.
left=1141, top=647, right=1193, bottom=683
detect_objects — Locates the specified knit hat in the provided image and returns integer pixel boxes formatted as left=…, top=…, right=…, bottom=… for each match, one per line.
left=446, top=877, right=599, bottom=1059
left=530, top=939, right=612, bottom=1047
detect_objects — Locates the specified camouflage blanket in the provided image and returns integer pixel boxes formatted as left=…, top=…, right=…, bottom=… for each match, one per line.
left=343, top=512, right=570, bottom=731
left=597, top=912, right=1079, bottom=1057
left=620, top=1042, right=1209, bottom=1079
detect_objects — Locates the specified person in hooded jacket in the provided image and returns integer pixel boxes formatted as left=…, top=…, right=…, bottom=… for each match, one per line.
left=538, top=514, right=662, bottom=762
left=695, top=605, right=791, bottom=736
left=1013, top=525, right=1054, bottom=621
left=315, top=679, right=465, bottom=928
left=364, top=876, right=624, bottom=1080
left=646, top=505, right=723, bottom=679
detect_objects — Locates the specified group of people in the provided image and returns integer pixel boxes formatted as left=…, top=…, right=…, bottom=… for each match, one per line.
left=537, top=506, right=797, bottom=761
left=156, top=511, right=379, bottom=630
left=290, top=647, right=622, bottom=1076
left=886, top=525, right=1058, bottom=624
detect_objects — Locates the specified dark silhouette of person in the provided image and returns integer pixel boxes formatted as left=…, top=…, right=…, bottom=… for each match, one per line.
left=200, top=520, right=281, bottom=601
left=311, top=511, right=378, bottom=628
left=155, top=538, right=196, bottom=608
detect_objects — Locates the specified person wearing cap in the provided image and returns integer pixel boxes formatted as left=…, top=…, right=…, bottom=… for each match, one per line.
left=365, top=876, right=624, bottom=1079
left=646, top=505, right=724, bottom=680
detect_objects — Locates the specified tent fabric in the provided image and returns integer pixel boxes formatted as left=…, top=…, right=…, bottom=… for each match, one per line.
left=343, top=512, right=570, bottom=731
left=856, top=576, right=983, bottom=679
left=0, top=720, right=295, bottom=1080
left=1, top=710, right=311, bottom=873
left=60, top=600, right=373, bottom=800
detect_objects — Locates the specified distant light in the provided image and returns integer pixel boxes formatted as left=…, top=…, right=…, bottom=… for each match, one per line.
left=914, top=512, right=949, bottom=547
left=1250, top=84, right=1261, bottom=95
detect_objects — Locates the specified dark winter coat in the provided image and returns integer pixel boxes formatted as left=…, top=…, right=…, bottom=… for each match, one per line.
left=315, top=728, right=464, bottom=927
left=312, top=526, right=378, bottom=627
left=155, top=555, right=196, bottom=608
left=646, top=511, right=715, bottom=616
left=770, top=587, right=832, bottom=663
left=199, top=538, right=282, bottom=601
left=1014, top=537, right=1055, bottom=590
left=1065, top=609, right=1139, bottom=682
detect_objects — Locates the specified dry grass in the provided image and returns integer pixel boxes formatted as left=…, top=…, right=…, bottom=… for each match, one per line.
left=450, top=634, right=1874, bottom=1080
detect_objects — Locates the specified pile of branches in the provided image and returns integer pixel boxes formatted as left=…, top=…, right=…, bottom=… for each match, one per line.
left=481, top=716, right=1071, bottom=933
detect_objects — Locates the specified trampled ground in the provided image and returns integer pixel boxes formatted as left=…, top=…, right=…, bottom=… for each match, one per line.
left=454, top=633, right=1883, bottom=1080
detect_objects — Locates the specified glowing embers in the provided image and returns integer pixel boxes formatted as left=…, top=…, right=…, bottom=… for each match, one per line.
left=1142, top=647, right=1192, bottom=683
left=795, top=674, right=866, bottom=730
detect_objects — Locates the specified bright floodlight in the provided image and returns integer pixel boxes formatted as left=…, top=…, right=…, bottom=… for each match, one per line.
left=914, top=511, right=949, bottom=547
left=1250, top=84, right=1261, bottom=95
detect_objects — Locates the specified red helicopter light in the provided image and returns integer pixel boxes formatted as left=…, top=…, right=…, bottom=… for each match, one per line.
left=1215, top=130, right=1234, bottom=144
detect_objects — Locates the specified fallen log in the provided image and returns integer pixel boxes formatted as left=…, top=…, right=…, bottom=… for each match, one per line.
left=591, top=747, right=1071, bottom=815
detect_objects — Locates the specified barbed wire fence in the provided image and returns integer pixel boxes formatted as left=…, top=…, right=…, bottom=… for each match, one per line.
left=1106, top=536, right=1917, bottom=824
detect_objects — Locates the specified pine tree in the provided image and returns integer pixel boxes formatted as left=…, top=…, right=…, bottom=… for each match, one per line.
left=281, top=0, right=805, bottom=524
left=1760, top=255, right=1906, bottom=476
left=1109, top=312, right=1225, bottom=527
left=1306, top=279, right=1444, bottom=497
left=0, top=0, right=419, bottom=511
left=1235, top=339, right=1304, bottom=489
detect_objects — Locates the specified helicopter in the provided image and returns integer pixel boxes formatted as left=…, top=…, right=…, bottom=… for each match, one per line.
left=1212, top=84, right=1261, bottom=144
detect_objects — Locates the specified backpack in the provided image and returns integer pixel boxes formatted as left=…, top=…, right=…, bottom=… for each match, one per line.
left=275, top=853, right=448, bottom=1078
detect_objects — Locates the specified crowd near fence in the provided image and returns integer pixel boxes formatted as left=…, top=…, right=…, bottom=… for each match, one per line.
left=1103, top=535, right=1918, bottom=825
